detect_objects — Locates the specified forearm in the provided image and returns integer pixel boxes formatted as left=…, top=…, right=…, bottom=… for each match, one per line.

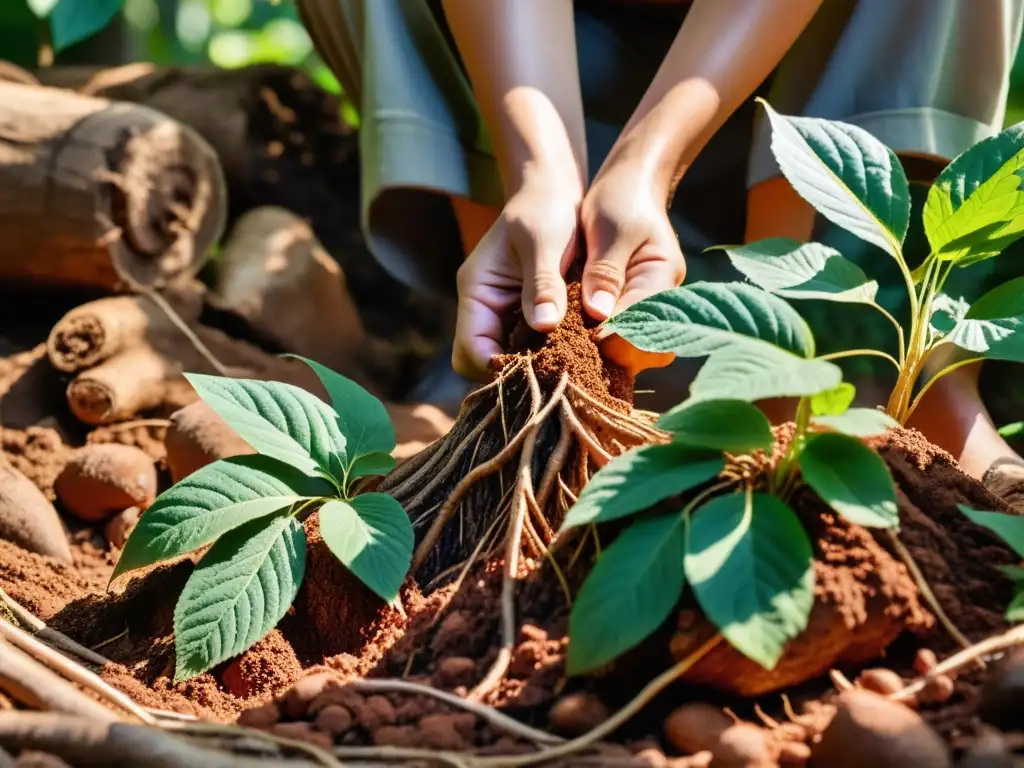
left=603, top=0, right=823, bottom=198
left=441, top=0, right=587, bottom=197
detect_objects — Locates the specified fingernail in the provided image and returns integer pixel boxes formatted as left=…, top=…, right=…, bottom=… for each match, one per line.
left=590, top=290, right=616, bottom=318
left=533, top=302, right=559, bottom=327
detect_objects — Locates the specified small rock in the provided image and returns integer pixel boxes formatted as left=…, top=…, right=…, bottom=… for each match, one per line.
left=55, top=444, right=157, bottom=522
left=979, top=647, right=1024, bottom=731
left=919, top=675, right=955, bottom=706
left=104, top=506, right=140, bottom=549
left=811, top=689, right=951, bottom=768
left=548, top=692, right=609, bottom=736
left=0, top=459, right=71, bottom=561
left=665, top=704, right=774, bottom=767
left=309, top=685, right=363, bottom=716
left=857, top=668, right=905, bottom=697
left=418, top=713, right=476, bottom=751
left=354, top=694, right=396, bottom=730
left=237, top=701, right=280, bottom=729
left=665, top=703, right=732, bottom=754
left=165, top=400, right=254, bottom=483
left=315, top=704, right=354, bottom=736
left=282, top=671, right=336, bottom=719
left=434, top=656, right=476, bottom=688
left=269, top=722, right=333, bottom=750
left=915, top=648, right=939, bottom=675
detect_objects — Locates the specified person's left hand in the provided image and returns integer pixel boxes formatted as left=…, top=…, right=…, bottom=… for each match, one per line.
left=580, top=158, right=685, bottom=375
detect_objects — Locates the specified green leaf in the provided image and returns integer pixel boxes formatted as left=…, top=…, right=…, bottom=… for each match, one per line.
left=959, top=506, right=1024, bottom=559
left=50, top=0, right=123, bottom=50
left=812, top=409, right=899, bottom=438
left=999, top=422, right=1024, bottom=439
left=27, top=0, right=59, bottom=17
left=761, top=100, right=910, bottom=260
left=186, top=374, right=346, bottom=476
left=347, top=452, right=398, bottom=482
left=930, top=293, right=971, bottom=336
left=799, top=433, right=898, bottom=528
left=605, top=282, right=815, bottom=359
left=567, top=514, right=686, bottom=674
left=944, top=277, right=1024, bottom=362
left=720, top=238, right=879, bottom=304
left=561, top=445, right=724, bottom=530
left=996, top=564, right=1024, bottom=580
left=1007, top=583, right=1024, bottom=623
left=174, top=512, right=306, bottom=681
left=288, top=356, right=395, bottom=461
left=318, top=494, right=413, bottom=602
left=657, top=399, right=773, bottom=453
left=113, top=455, right=331, bottom=580
left=690, top=346, right=843, bottom=403
left=923, top=123, right=1024, bottom=264
left=810, top=383, right=856, bottom=416
left=685, top=492, right=814, bottom=669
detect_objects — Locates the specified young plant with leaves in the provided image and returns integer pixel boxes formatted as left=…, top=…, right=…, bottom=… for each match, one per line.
left=563, top=100, right=1024, bottom=675
left=110, top=357, right=412, bottom=681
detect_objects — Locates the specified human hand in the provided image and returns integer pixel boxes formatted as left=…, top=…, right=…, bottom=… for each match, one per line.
left=581, top=158, right=685, bottom=375
left=453, top=181, right=580, bottom=380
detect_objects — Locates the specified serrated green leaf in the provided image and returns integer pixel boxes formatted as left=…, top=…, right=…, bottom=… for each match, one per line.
left=810, top=383, right=856, bottom=416
left=561, top=445, right=724, bottom=530
left=799, top=433, right=898, bottom=528
left=113, top=455, right=331, bottom=580
left=959, top=506, right=1024, bottom=559
left=186, top=374, right=346, bottom=476
left=761, top=101, right=909, bottom=260
left=174, top=512, right=305, bottom=681
left=1007, top=583, right=1024, bottom=623
left=567, top=514, right=686, bottom=674
left=319, top=494, right=412, bottom=602
left=50, top=0, right=123, bottom=50
left=721, top=238, right=879, bottom=304
left=658, top=399, right=772, bottom=453
left=924, top=123, right=1024, bottom=264
left=347, top=452, right=398, bottom=482
left=944, top=277, right=1024, bottom=361
left=690, top=346, right=843, bottom=403
left=605, top=282, right=815, bottom=359
left=812, top=408, right=899, bottom=438
left=288, top=356, right=395, bottom=461
left=685, top=491, right=814, bottom=669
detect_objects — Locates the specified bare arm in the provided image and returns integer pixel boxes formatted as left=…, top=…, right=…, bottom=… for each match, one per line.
left=602, top=0, right=824, bottom=199
left=441, top=0, right=587, bottom=197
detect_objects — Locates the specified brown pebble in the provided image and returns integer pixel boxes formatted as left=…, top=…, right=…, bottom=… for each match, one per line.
left=665, top=703, right=732, bottom=754
left=434, top=656, right=477, bottom=688
left=919, top=675, right=955, bottom=706
left=237, top=701, right=280, bottom=729
left=315, top=704, right=353, bottom=736
left=811, top=689, right=951, bottom=768
left=165, top=400, right=254, bottom=483
left=355, top=694, right=396, bottom=730
left=665, top=704, right=774, bottom=767
left=104, top=506, right=140, bottom=549
left=980, top=647, right=1024, bottom=731
left=270, top=722, right=333, bottom=749
left=282, top=671, right=335, bottom=719
left=0, top=460, right=71, bottom=562
left=857, top=668, right=904, bottom=697
left=55, top=444, right=157, bottom=522
left=418, top=713, right=476, bottom=751
left=548, top=692, right=609, bottom=736
left=915, top=648, right=939, bottom=676
left=309, top=685, right=363, bottom=716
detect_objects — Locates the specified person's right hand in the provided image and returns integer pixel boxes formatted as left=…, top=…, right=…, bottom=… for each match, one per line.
left=453, top=179, right=580, bottom=380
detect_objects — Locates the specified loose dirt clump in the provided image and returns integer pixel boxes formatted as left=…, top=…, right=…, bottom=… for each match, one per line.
left=2, top=427, right=69, bottom=501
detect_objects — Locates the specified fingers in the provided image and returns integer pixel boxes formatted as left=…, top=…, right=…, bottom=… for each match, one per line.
left=515, top=234, right=573, bottom=333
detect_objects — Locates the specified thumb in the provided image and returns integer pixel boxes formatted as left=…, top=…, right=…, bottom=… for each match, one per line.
left=615, top=237, right=687, bottom=313
left=517, top=232, right=573, bottom=332
left=581, top=230, right=632, bottom=322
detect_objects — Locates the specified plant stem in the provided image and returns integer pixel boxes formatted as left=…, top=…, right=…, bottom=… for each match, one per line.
left=818, top=348, right=900, bottom=371
left=772, top=398, right=810, bottom=497
left=875, top=304, right=907, bottom=366
left=903, top=356, right=985, bottom=422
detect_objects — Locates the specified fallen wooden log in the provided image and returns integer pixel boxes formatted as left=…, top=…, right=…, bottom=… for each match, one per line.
left=209, top=206, right=365, bottom=374
left=0, top=81, right=225, bottom=291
